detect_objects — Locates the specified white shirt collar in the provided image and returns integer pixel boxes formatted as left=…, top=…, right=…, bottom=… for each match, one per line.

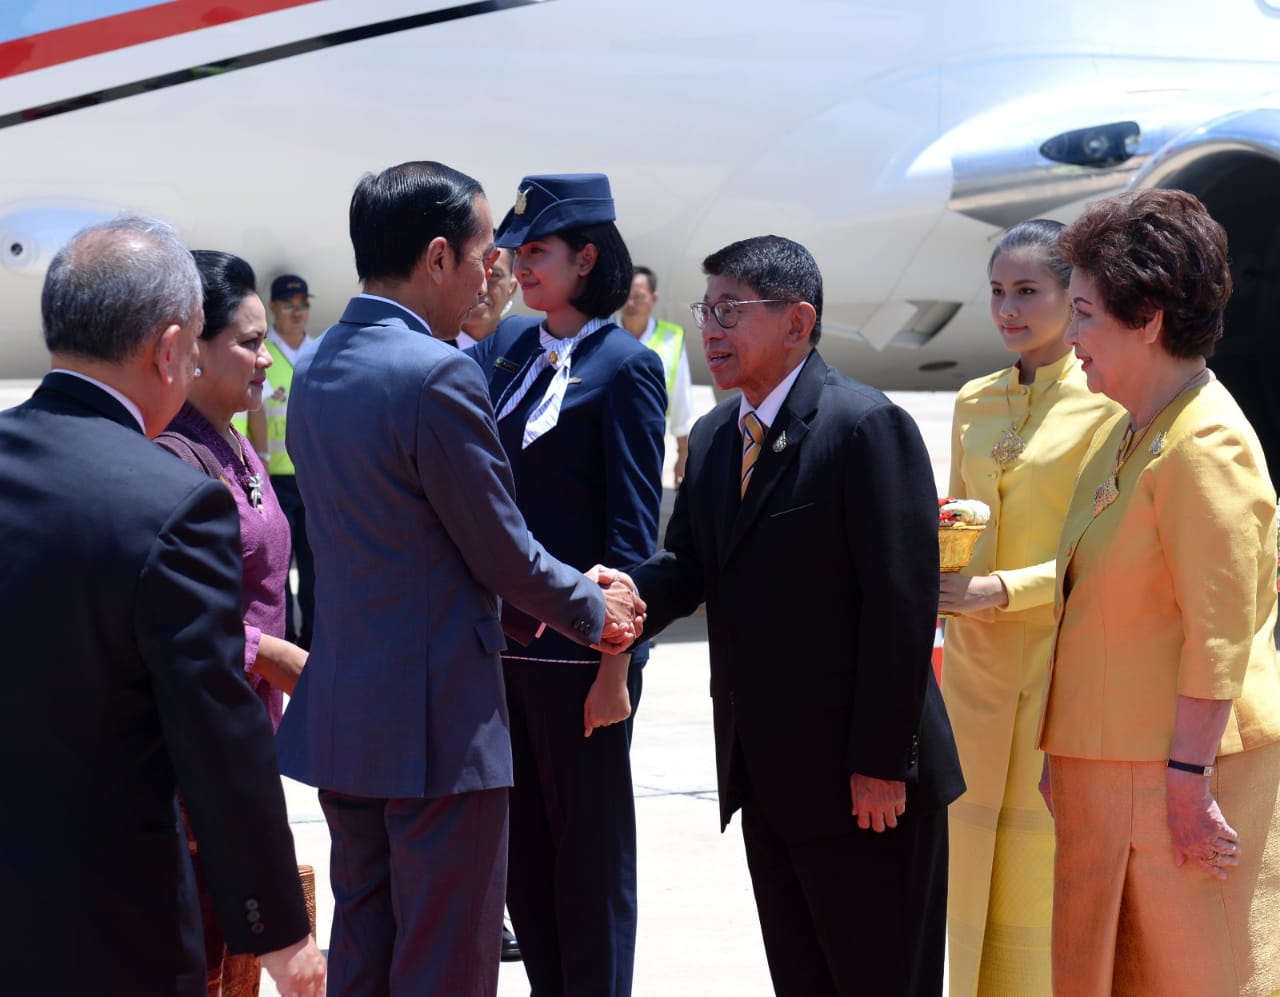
left=737, top=356, right=809, bottom=435
left=267, top=326, right=309, bottom=366
left=539, top=315, right=610, bottom=356
left=51, top=368, right=146, bottom=432
left=614, top=315, right=656, bottom=342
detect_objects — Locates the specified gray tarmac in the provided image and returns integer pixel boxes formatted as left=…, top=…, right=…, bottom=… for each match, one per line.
left=0, top=379, right=956, bottom=996
left=263, top=615, right=784, bottom=997
left=261, top=387, right=957, bottom=997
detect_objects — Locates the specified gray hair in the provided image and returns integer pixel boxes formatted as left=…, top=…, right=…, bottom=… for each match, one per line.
left=42, top=214, right=202, bottom=362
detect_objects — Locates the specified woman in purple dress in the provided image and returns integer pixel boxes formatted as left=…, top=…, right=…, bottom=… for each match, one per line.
left=157, top=250, right=306, bottom=996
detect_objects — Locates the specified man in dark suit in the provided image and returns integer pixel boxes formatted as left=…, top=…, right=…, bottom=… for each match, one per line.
left=274, top=161, right=642, bottom=997
left=628, top=235, right=965, bottom=996
left=0, top=216, right=325, bottom=996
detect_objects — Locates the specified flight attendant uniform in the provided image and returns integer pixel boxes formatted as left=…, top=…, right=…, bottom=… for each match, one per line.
left=942, top=350, right=1119, bottom=996
left=471, top=312, right=666, bottom=997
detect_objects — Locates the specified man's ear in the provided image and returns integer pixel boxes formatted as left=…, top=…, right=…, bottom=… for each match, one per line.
left=786, top=301, right=818, bottom=345
left=423, top=236, right=450, bottom=285
left=153, top=323, right=183, bottom=384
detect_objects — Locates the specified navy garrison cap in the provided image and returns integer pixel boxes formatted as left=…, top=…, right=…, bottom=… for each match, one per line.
left=495, top=173, right=616, bottom=249
left=270, top=274, right=310, bottom=300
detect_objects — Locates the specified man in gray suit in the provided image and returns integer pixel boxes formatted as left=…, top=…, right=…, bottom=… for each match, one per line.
left=275, top=161, right=641, bottom=997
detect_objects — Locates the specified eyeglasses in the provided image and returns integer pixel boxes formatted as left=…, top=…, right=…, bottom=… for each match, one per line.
left=689, top=299, right=788, bottom=329
left=280, top=302, right=310, bottom=314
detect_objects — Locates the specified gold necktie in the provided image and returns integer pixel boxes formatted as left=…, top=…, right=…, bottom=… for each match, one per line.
left=741, top=411, right=766, bottom=497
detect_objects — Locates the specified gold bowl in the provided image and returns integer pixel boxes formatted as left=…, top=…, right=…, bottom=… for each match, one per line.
left=939, top=525, right=985, bottom=573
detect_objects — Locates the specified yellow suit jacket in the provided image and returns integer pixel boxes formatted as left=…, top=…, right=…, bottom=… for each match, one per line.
left=949, top=351, right=1120, bottom=623
left=1040, top=378, right=1280, bottom=760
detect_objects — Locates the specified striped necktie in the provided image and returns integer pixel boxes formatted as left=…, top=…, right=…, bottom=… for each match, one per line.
left=741, top=411, right=766, bottom=497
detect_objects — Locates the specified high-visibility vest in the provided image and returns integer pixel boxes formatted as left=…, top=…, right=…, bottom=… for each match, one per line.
left=646, top=320, right=685, bottom=406
left=261, top=339, right=297, bottom=476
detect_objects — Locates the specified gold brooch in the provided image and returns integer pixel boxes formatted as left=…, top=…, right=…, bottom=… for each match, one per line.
left=547, top=350, right=559, bottom=366
left=990, top=427, right=1026, bottom=467
left=514, top=188, right=529, bottom=215
left=1093, top=476, right=1119, bottom=517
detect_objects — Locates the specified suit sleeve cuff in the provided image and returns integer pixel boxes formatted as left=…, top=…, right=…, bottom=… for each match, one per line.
left=992, top=561, right=1055, bottom=614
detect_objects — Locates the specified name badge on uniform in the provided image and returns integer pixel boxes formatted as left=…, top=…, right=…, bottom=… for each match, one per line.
left=494, top=357, right=520, bottom=373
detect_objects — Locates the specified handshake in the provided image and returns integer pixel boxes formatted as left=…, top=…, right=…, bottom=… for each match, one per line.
left=586, top=565, right=647, bottom=653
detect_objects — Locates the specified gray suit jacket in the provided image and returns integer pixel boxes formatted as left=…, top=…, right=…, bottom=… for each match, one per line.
left=275, top=296, right=606, bottom=799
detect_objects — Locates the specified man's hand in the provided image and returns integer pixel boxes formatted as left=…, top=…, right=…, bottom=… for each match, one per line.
left=261, top=934, right=325, bottom=997
left=849, top=773, right=906, bottom=832
left=586, top=565, right=647, bottom=651
left=584, top=653, right=632, bottom=736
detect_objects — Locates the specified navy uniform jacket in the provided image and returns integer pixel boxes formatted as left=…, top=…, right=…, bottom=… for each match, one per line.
left=276, top=297, right=609, bottom=800
left=470, top=318, right=667, bottom=664
left=631, top=352, right=965, bottom=841
left=0, top=373, right=310, bottom=994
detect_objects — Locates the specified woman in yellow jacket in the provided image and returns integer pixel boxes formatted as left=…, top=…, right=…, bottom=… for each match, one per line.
left=941, top=219, right=1120, bottom=995
left=1040, top=189, right=1280, bottom=996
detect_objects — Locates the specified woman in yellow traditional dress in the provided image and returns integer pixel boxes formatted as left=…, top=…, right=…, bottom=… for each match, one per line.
left=939, top=219, right=1120, bottom=995
left=1040, top=189, right=1280, bottom=997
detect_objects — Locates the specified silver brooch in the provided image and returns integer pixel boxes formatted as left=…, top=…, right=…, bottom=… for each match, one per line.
left=247, top=473, right=264, bottom=511
left=771, top=431, right=787, bottom=453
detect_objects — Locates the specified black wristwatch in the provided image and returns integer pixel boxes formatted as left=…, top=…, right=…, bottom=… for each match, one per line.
left=1167, top=758, right=1215, bottom=777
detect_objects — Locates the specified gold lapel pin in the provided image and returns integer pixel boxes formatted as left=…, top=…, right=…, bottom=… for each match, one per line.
left=514, top=188, right=529, bottom=215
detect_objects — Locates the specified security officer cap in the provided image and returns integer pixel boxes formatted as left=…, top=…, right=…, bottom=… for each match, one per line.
left=495, top=173, right=616, bottom=249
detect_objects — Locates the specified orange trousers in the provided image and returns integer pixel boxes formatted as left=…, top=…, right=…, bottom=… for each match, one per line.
left=1049, top=744, right=1280, bottom=996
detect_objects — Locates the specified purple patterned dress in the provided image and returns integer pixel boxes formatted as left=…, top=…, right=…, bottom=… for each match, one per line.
left=163, top=403, right=292, bottom=730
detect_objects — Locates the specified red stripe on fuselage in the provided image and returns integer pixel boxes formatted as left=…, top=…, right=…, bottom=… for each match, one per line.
left=0, top=0, right=320, bottom=79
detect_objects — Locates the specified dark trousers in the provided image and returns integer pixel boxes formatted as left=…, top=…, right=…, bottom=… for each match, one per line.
left=503, top=658, right=643, bottom=997
left=740, top=783, right=948, bottom=997
left=271, top=474, right=314, bottom=649
left=319, top=787, right=508, bottom=997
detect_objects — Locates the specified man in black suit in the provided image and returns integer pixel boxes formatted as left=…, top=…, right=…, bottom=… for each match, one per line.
left=0, top=216, right=325, bottom=996
left=629, top=235, right=965, bottom=995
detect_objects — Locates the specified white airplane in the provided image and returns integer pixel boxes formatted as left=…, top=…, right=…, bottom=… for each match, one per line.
left=2, top=0, right=1280, bottom=467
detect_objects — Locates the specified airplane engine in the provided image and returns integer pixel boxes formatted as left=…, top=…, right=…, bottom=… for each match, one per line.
left=1131, top=106, right=1280, bottom=488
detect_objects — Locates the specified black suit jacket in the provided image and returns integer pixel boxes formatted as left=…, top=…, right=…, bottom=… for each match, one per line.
left=632, top=352, right=964, bottom=841
left=0, top=373, right=310, bottom=994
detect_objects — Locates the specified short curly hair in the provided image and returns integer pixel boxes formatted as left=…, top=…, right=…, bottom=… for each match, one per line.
left=1058, top=189, right=1232, bottom=359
